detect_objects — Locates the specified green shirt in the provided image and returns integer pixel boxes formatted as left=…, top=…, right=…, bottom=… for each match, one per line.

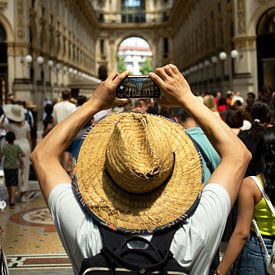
left=2, top=143, right=23, bottom=169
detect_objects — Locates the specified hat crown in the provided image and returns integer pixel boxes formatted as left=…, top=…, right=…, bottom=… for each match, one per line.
left=12, top=105, right=23, bottom=116
left=105, top=114, right=174, bottom=194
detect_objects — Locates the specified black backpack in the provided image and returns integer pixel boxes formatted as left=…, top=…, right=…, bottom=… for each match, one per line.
left=79, top=222, right=189, bottom=275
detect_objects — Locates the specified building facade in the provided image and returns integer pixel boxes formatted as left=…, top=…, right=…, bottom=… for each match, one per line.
left=0, top=0, right=274, bottom=107
left=172, top=0, right=275, bottom=95
left=0, top=0, right=99, bottom=107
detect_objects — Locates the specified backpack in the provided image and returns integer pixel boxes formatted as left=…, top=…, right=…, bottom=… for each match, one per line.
left=251, top=176, right=275, bottom=275
left=25, top=110, right=33, bottom=128
left=79, top=222, right=189, bottom=275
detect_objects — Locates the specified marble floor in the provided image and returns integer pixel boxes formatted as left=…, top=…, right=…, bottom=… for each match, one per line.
left=0, top=177, right=74, bottom=274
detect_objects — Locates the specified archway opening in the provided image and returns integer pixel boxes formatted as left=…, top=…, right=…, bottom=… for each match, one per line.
left=0, top=22, right=7, bottom=104
left=117, top=36, right=152, bottom=75
left=256, top=8, right=275, bottom=92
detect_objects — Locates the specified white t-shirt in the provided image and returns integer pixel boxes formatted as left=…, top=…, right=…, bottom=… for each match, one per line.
left=48, top=183, right=230, bottom=275
left=53, top=101, right=76, bottom=124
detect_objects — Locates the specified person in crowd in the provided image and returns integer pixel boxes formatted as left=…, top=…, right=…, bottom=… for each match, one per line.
left=18, top=100, right=37, bottom=150
left=0, top=106, right=7, bottom=149
left=217, top=126, right=275, bottom=274
left=245, top=92, right=256, bottom=114
left=6, top=93, right=15, bottom=104
left=42, top=103, right=54, bottom=137
left=0, top=131, right=25, bottom=208
left=1, top=104, right=31, bottom=203
left=230, top=96, right=245, bottom=112
left=173, top=108, right=220, bottom=184
left=217, top=97, right=227, bottom=115
left=258, top=86, right=273, bottom=104
left=31, top=64, right=251, bottom=274
left=71, top=95, right=89, bottom=161
left=132, top=99, right=148, bottom=113
left=203, top=94, right=220, bottom=117
left=226, top=91, right=233, bottom=107
left=53, top=90, right=76, bottom=124
left=214, top=91, right=222, bottom=108
left=224, top=109, right=244, bottom=136
left=147, top=99, right=159, bottom=114
left=238, top=101, right=273, bottom=176
left=52, top=90, right=76, bottom=172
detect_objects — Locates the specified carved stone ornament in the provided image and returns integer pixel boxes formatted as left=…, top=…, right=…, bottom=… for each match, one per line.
left=16, top=0, right=25, bottom=39
left=0, top=0, right=8, bottom=9
left=237, top=0, right=246, bottom=34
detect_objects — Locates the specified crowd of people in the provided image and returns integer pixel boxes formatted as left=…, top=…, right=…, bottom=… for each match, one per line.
left=0, top=65, right=275, bottom=274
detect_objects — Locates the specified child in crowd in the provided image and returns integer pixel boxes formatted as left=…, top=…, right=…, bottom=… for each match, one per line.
left=0, top=131, right=25, bottom=208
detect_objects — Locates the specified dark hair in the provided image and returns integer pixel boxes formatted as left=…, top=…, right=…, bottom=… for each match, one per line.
left=218, top=97, right=226, bottom=106
left=247, top=101, right=273, bottom=140
left=255, top=127, right=275, bottom=203
left=77, top=95, right=87, bottom=106
left=5, top=131, right=16, bottom=143
left=247, top=92, right=256, bottom=99
left=224, top=109, right=243, bottom=128
left=173, top=108, right=191, bottom=123
left=44, top=103, right=53, bottom=115
left=62, top=90, right=71, bottom=100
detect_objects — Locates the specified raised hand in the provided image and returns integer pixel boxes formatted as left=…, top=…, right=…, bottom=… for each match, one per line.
left=149, top=64, right=193, bottom=107
left=91, top=71, right=129, bottom=111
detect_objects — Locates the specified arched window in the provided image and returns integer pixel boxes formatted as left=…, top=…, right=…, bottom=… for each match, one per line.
left=256, top=8, right=275, bottom=91
left=117, top=37, right=152, bottom=75
left=257, top=8, right=275, bottom=35
left=0, top=23, right=7, bottom=43
left=0, top=23, right=7, bottom=63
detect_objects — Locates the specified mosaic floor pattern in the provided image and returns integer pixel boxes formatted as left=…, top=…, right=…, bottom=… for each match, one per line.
left=0, top=179, right=73, bottom=272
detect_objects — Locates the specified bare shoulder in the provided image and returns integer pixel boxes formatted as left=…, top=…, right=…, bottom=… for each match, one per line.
left=240, top=177, right=261, bottom=202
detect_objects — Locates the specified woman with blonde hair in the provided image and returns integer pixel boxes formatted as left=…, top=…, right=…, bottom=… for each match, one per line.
left=203, top=94, right=220, bottom=117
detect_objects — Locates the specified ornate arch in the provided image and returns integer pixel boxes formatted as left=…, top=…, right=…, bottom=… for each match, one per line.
left=248, top=1, right=275, bottom=36
left=114, top=32, right=156, bottom=72
left=115, top=33, right=153, bottom=55
left=0, top=14, right=14, bottom=42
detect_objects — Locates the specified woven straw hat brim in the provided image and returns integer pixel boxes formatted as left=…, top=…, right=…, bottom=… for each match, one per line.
left=76, top=113, right=203, bottom=232
left=3, top=104, right=25, bottom=122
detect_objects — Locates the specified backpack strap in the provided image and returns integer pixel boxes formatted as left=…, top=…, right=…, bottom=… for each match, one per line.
left=97, top=222, right=181, bottom=273
left=252, top=219, right=270, bottom=261
left=250, top=176, right=273, bottom=262
left=250, top=176, right=275, bottom=216
left=150, top=223, right=182, bottom=251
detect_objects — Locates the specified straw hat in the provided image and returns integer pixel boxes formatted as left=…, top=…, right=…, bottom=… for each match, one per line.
left=3, top=104, right=25, bottom=122
left=26, top=101, right=37, bottom=109
left=75, top=112, right=203, bottom=233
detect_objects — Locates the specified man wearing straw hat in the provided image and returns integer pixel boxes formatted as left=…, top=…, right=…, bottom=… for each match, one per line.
left=31, top=64, right=251, bottom=274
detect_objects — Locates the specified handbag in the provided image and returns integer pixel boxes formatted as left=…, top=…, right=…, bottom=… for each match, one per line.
left=251, top=176, right=275, bottom=275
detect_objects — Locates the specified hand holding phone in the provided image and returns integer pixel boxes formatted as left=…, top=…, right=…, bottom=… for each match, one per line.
left=116, top=76, right=160, bottom=98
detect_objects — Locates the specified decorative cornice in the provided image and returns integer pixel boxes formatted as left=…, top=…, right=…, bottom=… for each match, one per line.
left=233, top=36, right=256, bottom=49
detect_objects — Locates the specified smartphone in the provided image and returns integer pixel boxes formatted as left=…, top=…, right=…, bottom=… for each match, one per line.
left=116, top=76, right=160, bottom=98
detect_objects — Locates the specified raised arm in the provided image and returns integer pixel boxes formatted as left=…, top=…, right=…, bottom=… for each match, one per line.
left=149, top=64, right=251, bottom=206
left=217, top=177, right=256, bottom=274
left=31, top=71, right=129, bottom=203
